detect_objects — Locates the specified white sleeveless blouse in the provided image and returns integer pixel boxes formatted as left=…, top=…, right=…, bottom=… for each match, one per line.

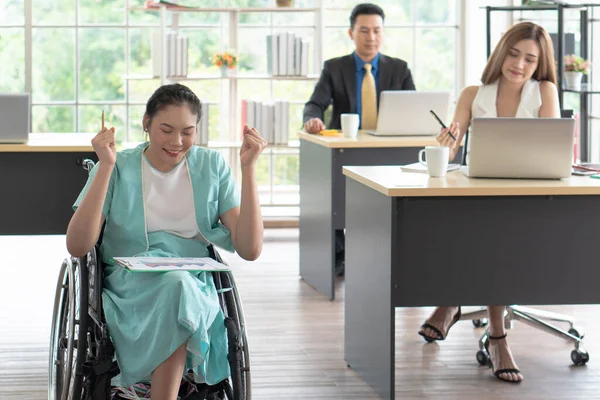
left=471, top=78, right=542, bottom=118
left=466, top=78, right=542, bottom=163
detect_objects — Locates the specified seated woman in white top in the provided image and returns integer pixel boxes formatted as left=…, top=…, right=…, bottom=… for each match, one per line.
left=417, top=21, right=560, bottom=384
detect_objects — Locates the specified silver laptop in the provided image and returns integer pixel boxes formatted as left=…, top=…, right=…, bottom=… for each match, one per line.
left=0, top=93, right=30, bottom=143
left=462, top=118, right=575, bottom=179
left=365, top=90, right=450, bottom=136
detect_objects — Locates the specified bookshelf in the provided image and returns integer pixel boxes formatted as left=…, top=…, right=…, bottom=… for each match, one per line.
left=126, top=3, right=324, bottom=149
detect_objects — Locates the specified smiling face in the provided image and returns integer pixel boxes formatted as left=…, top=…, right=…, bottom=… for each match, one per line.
left=501, top=39, right=540, bottom=85
left=143, top=103, right=197, bottom=172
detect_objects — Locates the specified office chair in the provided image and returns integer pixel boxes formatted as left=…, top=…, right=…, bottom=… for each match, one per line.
left=458, top=109, right=589, bottom=367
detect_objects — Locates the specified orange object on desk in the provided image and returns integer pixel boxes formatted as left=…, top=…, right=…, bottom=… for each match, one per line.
left=319, top=129, right=342, bottom=136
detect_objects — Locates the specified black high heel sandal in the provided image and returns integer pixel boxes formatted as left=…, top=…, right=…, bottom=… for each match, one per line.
left=418, top=306, right=461, bottom=342
left=485, top=333, right=523, bottom=383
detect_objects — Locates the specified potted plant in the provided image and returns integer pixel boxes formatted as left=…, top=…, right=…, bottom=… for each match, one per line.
left=276, top=0, right=293, bottom=7
left=212, top=50, right=237, bottom=77
left=564, top=54, right=591, bottom=91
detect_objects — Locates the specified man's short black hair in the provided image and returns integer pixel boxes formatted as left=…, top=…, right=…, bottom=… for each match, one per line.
left=350, top=3, right=385, bottom=29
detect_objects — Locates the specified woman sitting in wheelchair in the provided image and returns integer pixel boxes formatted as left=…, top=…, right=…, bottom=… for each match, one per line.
left=66, top=83, right=266, bottom=399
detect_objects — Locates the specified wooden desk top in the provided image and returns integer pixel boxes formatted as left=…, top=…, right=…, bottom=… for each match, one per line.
left=0, top=133, right=145, bottom=153
left=0, top=133, right=95, bottom=152
left=343, top=165, right=600, bottom=197
left=298, top=130, right=440, bottom=149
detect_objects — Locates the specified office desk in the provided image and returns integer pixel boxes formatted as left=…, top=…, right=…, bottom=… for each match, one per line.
left=299, top=131, right=445, bottom=300
left=342, top=166, right=600, bottom=400
left=0, top=134, right=97, bottom=235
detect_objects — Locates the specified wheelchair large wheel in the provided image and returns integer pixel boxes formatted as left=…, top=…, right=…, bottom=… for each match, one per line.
left=49, top=257, right=89, bottom=400
left=215, top=271, right=251, bottom=400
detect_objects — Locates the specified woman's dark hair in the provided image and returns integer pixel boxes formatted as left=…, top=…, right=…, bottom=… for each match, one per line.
left=350, top=3, right=385, bottom=29
left=144, top=83, right=202, bottom=129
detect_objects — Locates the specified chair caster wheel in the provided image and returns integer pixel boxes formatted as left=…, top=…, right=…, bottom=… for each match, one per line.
left=472, top=318, right=488, bottom=328
left=476, top=350, right=490, bottom=366
left=568, top=327, right=584, bottom=339
left=571, top=349, right=589, bottom=366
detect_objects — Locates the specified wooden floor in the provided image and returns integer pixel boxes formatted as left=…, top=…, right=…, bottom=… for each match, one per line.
left=1, top=229, right=599, bottom=399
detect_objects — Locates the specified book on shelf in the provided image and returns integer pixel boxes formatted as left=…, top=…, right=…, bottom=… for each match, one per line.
left=113, top=256, right=231, bottom=272
left=195, top=102, right=210, bottom=146
left=266, top=32, right=309, bottom=77
left=241, top=99, right=289, bottom=145
left=151, top=30, right=189, bottom=78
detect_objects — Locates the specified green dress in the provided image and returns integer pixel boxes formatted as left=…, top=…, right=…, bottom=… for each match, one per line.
left=73, top=143, right=240, bottom=387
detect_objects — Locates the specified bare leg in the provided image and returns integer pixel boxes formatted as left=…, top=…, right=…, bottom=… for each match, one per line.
left=151, top=342, right=187, bottom=400
left=418, top=306, right=461, bottom=340
left=487, top=306, right=523, bottom=382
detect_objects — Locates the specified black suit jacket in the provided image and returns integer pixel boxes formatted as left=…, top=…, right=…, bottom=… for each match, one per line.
left=303, top=53, right=416, bottom=130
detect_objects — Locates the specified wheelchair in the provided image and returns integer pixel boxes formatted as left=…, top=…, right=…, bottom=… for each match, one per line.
left=49, top=160, right=251, bottom=400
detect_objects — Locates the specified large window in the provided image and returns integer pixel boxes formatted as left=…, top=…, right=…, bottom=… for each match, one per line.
left=4, top=0, right=461, bottom=218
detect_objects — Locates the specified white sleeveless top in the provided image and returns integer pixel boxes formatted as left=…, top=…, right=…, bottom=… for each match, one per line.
left=471, top=78, right=542, bottom=118
left=466, top=78, right=542, bottom=163
left=142, top=155, right=200, bottom=239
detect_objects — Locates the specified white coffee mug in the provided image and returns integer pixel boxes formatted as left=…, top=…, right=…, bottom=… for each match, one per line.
left=418, top=146, right=450, bottom=177
left=341, top=113, right=359, bottom=138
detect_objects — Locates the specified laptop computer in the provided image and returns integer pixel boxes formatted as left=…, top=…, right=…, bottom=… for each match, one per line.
left=0, top=93, right=31, bottom=143
left=461, top=118, right=575, bottom=179
left=365, top=90, right=450, bottom=136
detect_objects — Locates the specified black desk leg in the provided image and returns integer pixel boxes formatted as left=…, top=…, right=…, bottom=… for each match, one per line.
left=345, top=178, right=395, bottom=400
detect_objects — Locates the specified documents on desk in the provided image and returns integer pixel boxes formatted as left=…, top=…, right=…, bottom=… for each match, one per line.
left=394, top=173, right=431, bottom=187
left=400, top=162, right=460, bottom=174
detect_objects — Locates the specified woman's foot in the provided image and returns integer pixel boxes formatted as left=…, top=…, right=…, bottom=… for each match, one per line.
left=487, top=334, right=524, bottom=383
left=418, top=306, right=461, bottom=341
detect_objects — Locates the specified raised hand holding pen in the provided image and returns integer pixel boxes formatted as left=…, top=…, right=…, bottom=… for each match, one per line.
left=92, top=109, right=117, bottom=165
left=431, top=110, right=460, bottom=150
left=430, top=110, right=456, bottom=141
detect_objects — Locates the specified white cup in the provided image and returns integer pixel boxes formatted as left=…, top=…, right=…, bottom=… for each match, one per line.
left=418, top=146, right=450, bottom=177
left=341, top=113, right=359, bottom=138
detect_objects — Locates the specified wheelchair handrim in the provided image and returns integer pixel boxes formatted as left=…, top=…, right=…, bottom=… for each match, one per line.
left=48, top=257, right=88, bottom=400
left=48, top=260, right=69, bottom=400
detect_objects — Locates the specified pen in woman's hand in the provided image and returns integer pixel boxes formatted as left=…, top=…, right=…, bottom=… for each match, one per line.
left=102, top=109, right=105, bottom=130
left=430, top=109, right=456, bottom=141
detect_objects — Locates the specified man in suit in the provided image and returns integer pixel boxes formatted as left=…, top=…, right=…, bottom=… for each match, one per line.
left=302, top=3, right=416, bottom=276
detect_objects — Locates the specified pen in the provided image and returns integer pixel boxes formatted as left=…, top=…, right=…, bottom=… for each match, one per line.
left=430, top=110, right=456, bottom=141
left=102, top=109, right=105, bottom=130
